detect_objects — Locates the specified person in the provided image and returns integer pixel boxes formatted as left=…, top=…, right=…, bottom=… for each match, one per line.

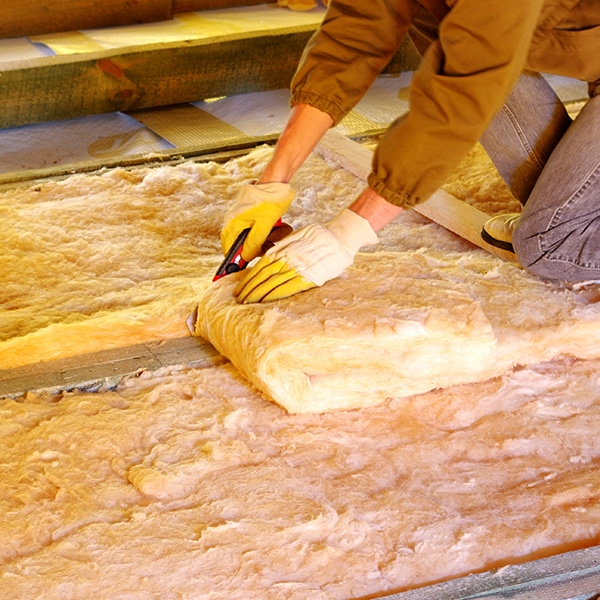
left=220, top=0, right=600, bottom=304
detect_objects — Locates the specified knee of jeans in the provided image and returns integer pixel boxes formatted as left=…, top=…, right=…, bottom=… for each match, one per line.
left=512, top=221, right=554, bottom=280
left=512, top=221, right=592, bottom=282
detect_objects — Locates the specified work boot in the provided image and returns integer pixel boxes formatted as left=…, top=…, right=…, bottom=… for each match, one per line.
left=481, top=213, right=521, bottom=253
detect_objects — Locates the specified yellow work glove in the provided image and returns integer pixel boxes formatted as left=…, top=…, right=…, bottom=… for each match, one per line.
left=221, top=182, right=294, bottom=263
left=234, top=208, right=379, bottom=303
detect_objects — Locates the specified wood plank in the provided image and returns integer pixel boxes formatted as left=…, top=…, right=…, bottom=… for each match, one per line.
left=0, top=27, right=315, bottom=129
left=414, top=189, right=518, bottom=262
left=173, top=0, right=269, bottom=11
left=0, top=337, right=224, bottom=398
left=0, top=31, right=418, bottom=129
left=315, top=130, right=517, bottom=262
left=379, top=545, right=600, bottom=600
left=0, top=0, right=172, bottom=39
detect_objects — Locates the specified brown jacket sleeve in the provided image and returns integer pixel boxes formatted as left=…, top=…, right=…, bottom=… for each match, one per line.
left=290, top=0, right=419, bottom=124
left=369, top=0, right=546, bottom=207
left=291, top=0, right=547, bottom=208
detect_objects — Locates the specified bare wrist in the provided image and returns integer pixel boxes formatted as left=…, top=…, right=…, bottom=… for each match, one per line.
left=348, top=187, right=403, bottom=232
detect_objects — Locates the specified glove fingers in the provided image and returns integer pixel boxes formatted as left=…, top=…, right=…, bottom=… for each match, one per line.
left=230, top=211, right=375, bottom=304
left=221, top=221, right=273, bottom=262
left=259, top=275, right=316, bottom=303
left=238, top=270, right=305, bottom=304
left=234, top=257, right=286, bottom=301
left=234, top=255, right=316, bottom=304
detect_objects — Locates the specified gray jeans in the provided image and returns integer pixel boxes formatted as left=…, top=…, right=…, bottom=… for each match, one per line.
left=480, top=71, right=600, bottom=283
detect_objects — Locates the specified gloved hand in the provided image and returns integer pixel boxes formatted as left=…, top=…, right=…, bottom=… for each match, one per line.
left=221, top=182, right=294, bottom=262
left=234, top=208, right=379, bottom=303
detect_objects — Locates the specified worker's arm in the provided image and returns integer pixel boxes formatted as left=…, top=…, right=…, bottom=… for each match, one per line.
left=259, top=103, right=334, bottom=184
left=260, top=102, right=403, bottom=232
left=291, top=0, right=418, bottom=125
left=221, top=0, right=414, bottom=261
left=348, top=186, right=403, bottom=233
left=368, top=0, right=546, bottom=207
left=221, top=104, right=333, bottom=261
left=291, top=0, right=546, bottom=208
left=233, top=187, right=402, bottom=303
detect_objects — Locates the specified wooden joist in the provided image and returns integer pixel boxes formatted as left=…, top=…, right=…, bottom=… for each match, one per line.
left=0, top=337, right=224, bottom=398
left=315, top=130, right=518, bottom=262
left=0, top=27, right=315, bottom=129
left=0, top=25, right=419, bottom=129
left=173, top=0, right=268, bottom=12
left=0, top=0, right=174, bottom=38
left=0, top=0, right=271, bottom=39
left=386, top=545, right=600, bottom=600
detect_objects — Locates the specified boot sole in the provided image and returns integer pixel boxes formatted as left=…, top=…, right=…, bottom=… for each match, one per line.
left=481, top=228, right=515, bottom=253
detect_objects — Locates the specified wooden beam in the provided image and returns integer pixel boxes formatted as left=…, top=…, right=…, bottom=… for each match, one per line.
left=382, top=545, right=600, bottom=600
left=0, top=337, right=224, bottom=398
left=0, top=134, right=282, bottom=189
left=0, top=30, right=418, bottom=129
left=0, top=26, right=315, bottom=129
left=173, top=0, right=268, bottom=11
left=0, top=0, right=173, bottom=38
left=315, top=129, right=517, bottom=262
left=0, top=0, right=280, bottom=38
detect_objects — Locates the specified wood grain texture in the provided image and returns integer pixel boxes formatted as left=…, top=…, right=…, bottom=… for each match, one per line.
left=0, top=30, right=418, bottom=129
left=0, top=0, right=172, bottom=38
left=173, top=0, right=268, bottom=11
left=384, top=545, right=600, bottom=600
left=0, top=337, right=223, bottom=398
left=315, top=130, right=518, bottom=262
left=0, top=27, right=316, bottom=128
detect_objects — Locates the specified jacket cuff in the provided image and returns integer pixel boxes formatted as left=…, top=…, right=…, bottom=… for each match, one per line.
left=367, top=173, right=420, bottom=209
left=290, top=90, right=347, bottom=126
